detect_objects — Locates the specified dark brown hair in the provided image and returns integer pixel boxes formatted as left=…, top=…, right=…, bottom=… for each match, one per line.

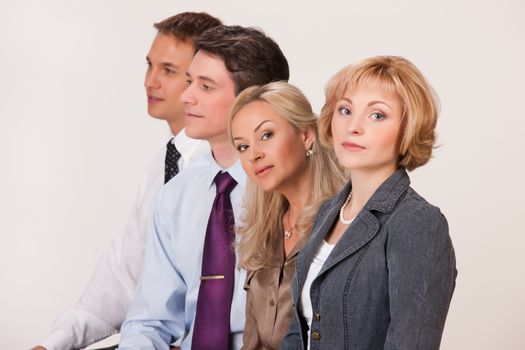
left=153, top=12, right=222, bottom=43
left=195, top=25, right=289, bottom=94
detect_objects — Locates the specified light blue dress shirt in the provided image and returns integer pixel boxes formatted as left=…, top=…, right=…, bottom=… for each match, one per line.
left=119, top=152, right=247, bottom=350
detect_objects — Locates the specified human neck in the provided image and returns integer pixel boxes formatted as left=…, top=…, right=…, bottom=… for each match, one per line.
left=347, top=166, right=397, bottom=215
left=209, top=138, right=239, bottom=169
left=167, top=118, right=184, bottom=136
left=281, top=171, right=312, bottom=222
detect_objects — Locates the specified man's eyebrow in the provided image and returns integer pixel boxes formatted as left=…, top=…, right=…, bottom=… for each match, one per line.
left=161, top=62, right=179, bottom=69
left=190, top=75, right=218, bottom=85
left=145, top=56, right=179, bottom=69
left=185, top=70, right=217, bottom=84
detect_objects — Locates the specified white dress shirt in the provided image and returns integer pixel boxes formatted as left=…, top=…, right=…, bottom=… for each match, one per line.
left=118, top=153, right=247, bottom=350
left=40, top=130, right=209, bottom=350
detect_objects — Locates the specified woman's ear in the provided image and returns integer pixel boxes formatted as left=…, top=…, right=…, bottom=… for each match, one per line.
left=303, top=126, right=315, bottom=151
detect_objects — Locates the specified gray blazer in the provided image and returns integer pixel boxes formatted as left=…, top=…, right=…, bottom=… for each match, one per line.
left=282, top=168, right=456, bottom=350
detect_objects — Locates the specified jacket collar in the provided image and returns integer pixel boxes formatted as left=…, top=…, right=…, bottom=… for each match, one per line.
left=323, top=166, right=410, bottom=222
left=364, top=167, right=411, bottom=213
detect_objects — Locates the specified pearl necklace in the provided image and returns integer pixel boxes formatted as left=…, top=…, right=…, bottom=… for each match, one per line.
left=339, top=190, right=353, bottom=225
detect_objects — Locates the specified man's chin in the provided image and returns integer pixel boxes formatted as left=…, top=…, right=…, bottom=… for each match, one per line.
left=184, top=127, right=207, bottom=140
left=148, top=114, right=167, bottom=121
left=147, top=108, right=169, bottom=121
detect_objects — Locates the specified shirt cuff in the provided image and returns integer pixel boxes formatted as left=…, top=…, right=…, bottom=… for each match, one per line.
left=39, top=329, right=75, bottom=350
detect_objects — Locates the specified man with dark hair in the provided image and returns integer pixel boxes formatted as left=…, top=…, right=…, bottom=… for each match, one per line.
left=119, top=25, right=289, bottom=350
left=154, top=12, right=221, bottom=42
left=33, top=12, right=221, bottom=350
left=195, top=25, right=290, bottom=94
left=147, top=12, right=222, bottom=136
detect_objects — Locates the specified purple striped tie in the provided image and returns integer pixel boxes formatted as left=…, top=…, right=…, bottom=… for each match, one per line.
left=192, top=171, right=237, bottom=350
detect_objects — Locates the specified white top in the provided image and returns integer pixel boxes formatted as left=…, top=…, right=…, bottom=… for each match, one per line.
left=119, top=153, right=247, bottom=350
left=300, top=240, right=335, bottom=349
left=40, top=129, right=209, bottom=350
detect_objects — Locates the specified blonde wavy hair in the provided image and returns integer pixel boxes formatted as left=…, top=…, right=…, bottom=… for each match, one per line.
left=318, top=56, right=440, bottom=171
left=228, top=81, right=346, bottom=271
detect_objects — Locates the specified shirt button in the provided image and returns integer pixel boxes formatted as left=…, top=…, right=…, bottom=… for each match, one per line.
left=311, top=331, right=321, bottom=340
left=314, top=312, right=321, bottom=321
left=269, top=299, right=275, bottom=306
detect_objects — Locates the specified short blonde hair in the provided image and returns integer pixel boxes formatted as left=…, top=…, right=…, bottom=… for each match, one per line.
left=229, top=81, right=346, bottom=270
left=319, top=56, right=440, bottom=171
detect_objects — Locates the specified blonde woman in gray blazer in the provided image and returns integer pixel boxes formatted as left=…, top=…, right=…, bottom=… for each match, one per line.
left=282, top=56, right=456, bottom=350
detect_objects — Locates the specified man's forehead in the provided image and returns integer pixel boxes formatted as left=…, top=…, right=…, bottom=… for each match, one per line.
left=187, top=51, right=231, bottom=82
left=153, top=32, right=189, bottom=48
left=188, top=51, right=225, bottom=72
left=148, top=33, right=194, bottom=60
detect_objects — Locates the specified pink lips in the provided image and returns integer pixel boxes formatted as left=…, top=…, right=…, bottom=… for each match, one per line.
left=342, top=141, right=366, bottom=151
left=147, top=95, right=163, bottom=104
left=185, top=112, right=203, bottom=119
left=255, top=165, right=273, bottom=177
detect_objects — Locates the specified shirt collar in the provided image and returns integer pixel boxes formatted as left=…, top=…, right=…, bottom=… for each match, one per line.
left=172, top=129, right=209, bottom=164
left=202, top=152, right=247, bottom=191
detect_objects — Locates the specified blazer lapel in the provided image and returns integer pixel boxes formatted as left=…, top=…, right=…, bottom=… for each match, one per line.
left=295, top=184, right=349, bottom=293
left=317, top=209, right=379, bottom=276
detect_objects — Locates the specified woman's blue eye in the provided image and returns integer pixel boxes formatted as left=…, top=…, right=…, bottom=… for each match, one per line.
left=370, top=112, right=386, bottom=121
left=261, top=131, right=273, bottom=141
left=237, top=144, right=248, bottom=152
left=338, top=107, right=351, bottom=116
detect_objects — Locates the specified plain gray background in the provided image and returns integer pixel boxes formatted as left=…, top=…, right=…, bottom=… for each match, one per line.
left=1, top=0, right=524, bottom=348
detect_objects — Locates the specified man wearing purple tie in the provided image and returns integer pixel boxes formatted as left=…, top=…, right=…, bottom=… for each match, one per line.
left=118, top=25, right=289, bottom=350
